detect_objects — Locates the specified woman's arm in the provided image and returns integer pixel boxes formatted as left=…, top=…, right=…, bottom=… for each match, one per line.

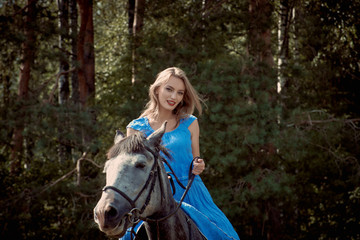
left=188, top=119, right=205, bottom=175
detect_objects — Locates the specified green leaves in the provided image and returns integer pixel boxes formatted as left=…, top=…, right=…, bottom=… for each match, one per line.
left=0, top=0, right=359, bottom=239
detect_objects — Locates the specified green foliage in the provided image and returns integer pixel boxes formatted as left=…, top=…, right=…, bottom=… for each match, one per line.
left=278, top=111, right=360, bottom=239
left=285, top=0, right=360, bottom=117
left=0, top=0, right=359, bottom=239
left=195, top=54, right=294, bottom=238
left=0, top=157, right=105, bottom=239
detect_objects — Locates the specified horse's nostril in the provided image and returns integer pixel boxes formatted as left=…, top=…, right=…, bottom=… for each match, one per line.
left=106, top=206, right=118, bottom=219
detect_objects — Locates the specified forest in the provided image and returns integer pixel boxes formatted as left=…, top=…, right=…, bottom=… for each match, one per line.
left=0, top=0, right=359, bottom=239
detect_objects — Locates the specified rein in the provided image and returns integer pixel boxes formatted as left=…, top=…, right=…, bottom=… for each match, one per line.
left=102, top=146, right=197, bottom=228
left=142, top=157, right=198, bottom=223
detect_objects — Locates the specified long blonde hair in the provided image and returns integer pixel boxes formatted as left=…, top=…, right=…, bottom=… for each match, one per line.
left=140, top=67, right=202, bottom=120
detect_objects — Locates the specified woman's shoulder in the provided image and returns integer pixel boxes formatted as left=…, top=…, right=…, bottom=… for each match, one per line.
left=180, top=114, right=198, bottom=128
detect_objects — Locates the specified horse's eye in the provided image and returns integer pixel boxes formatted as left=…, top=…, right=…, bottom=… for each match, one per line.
left=135, top=162, right=146, bottom=169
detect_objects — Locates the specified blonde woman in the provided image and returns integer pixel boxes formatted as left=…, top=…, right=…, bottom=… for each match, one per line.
left=123, top=67, right=240, bottom=240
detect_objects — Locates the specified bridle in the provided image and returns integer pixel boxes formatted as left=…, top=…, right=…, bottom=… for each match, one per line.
left=102, top=146, right=161, bottom=225
left=102, top=145, right=196, bottom=228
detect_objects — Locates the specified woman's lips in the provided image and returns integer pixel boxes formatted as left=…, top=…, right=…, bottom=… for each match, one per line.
left=167, top=100, right=176, bottom=106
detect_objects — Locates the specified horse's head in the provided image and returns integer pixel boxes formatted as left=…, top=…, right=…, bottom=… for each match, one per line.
left=94, top=122, right=167, bottom=237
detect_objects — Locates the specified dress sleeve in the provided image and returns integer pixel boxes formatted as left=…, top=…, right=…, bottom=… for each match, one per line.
left=126, top=117, right=147, bottom=131
left=181, top=115, right=197, bottom=129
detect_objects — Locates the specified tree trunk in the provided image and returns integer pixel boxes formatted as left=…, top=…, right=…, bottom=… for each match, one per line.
left=58, top=0, right=70, bottom=104
left=128, top=0, right=135, bottom=35
left=58, top=0, right=71, bottom=163
left=248, top=0, right=274, bottom=67
left=76, top=0, right=96, bottom=152
left=248, top=1, right=279, bottom=239
left=69, top=0, right=81, bottom=160
left=1, top=75, right=11, bottom=119
left=11, top=0, right=37, bottom=174
left=277, top=0, right=292, bottom=93
left=131, top=0, right=145, bottom=85
left=70, top=0, right=79, bottom=104
left=77, top=0, right=95, bottom=107
left=133, top=0, right=145, bottom=34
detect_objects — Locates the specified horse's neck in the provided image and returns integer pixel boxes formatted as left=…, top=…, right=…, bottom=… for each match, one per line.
left=144, top=163, right=192, bottom=240
left=154, top=162, right=179, bottom=215
left=144, top=210, right=193, bottom=240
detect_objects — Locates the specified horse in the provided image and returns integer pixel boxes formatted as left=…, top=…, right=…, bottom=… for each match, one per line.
left=94, top=122, right=206, bottom=240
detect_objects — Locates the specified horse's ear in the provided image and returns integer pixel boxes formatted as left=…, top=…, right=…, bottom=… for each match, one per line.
left=147, top=121, right=167, bottom=147
left=114, top=130, right=125, bottom=144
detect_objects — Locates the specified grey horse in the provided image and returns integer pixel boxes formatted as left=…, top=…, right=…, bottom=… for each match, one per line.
left=94, top=122, right=206, bottom=239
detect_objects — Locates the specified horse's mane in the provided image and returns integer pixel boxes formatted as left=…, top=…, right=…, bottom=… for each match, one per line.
left=106, top=132, right=172, bottom=160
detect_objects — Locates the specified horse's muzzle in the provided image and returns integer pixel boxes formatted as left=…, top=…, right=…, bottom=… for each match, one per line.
left=94, top=193, right=132, bottom=237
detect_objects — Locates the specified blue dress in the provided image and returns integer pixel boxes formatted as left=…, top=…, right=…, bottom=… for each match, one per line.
left=122, top=115, right=240, bottom=240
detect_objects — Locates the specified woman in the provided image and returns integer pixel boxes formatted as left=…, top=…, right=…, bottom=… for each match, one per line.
left=123, top=67, right=240, bottom=240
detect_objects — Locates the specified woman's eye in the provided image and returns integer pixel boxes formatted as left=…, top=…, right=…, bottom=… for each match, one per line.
left=178, top=92, right=184, bottom=95
left=166, top=87, right=172, bottom=92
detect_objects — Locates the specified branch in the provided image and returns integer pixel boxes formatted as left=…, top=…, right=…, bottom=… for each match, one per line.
left=76, top=152, right=104, bottom=186
left=192, top=0, right=229, bottom=29
left=32, top=68, right=76, bottom=103
left=38, top=168, right=77, bottom=195
left=76, top=152, right=88, bottom=185
left=311, top=142, right=360, bottom=176
left=287, top=117, right=360, bottom=127
left=1, top=152, right=102, bottom=206
left=1, top=167, right=76, bottom=207
left=75, top=191, right=99, bottom=198
left=47, top=68, right=76, bottom=104
left=81, top=158, right=103, bottom=168
left=12, top=2, right=31, bottom=17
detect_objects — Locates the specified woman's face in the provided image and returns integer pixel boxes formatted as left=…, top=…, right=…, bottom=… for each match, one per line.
left=156, top=76, right=185, bottom=113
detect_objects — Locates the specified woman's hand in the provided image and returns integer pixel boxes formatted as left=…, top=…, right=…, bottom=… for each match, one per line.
left=192, top=158, right=205, bottom=175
